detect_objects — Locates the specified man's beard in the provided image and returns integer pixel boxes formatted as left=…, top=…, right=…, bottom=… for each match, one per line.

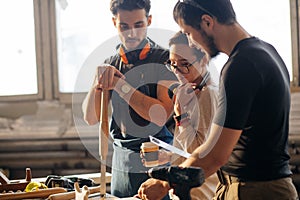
left=200, top=29, right=219, bottom=58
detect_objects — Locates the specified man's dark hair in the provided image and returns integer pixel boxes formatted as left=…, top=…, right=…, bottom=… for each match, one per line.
left=169, top=31, right=205, bottom=60
left=173, top=0, right=236, bottom=30
left=110, top=0, right=151, bottom=16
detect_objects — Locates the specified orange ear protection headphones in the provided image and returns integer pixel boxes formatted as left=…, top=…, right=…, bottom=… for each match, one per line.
left=119, top=41, right=151, bottom=64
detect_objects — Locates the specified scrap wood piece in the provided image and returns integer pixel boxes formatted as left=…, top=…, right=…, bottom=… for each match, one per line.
left=0, top=182, right=29, bottom=193
left=0, top=187, right=67, bottom=200
left=0, top=171, right=10, bottom=184
left=0, top=168, right=31, bottom=192
left=48, top=184, right=101, bottom=200
left=75, top=182, right=89, bottom=200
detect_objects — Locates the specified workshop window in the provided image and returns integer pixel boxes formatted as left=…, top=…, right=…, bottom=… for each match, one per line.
left=54, top=0, right=179, bottom=95
left=211, top=0, right=293, bottom=81
left=0, top=0, right=41, bottom=100
left=0, top=0, right=298, bottom=102
left=55, top=0, right=295, bottom=96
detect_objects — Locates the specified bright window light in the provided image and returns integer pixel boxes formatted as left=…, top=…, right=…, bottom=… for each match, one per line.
left=0, top=0, right=37, bottom=96
left=0, top=0, right=291, bottom=96
left=56, top=0, right=292, bottom=93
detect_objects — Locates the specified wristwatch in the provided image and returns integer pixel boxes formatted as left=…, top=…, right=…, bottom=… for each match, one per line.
left=120, top=83, right=131, bottom=97
left=173, top=112, right=189, bottom=126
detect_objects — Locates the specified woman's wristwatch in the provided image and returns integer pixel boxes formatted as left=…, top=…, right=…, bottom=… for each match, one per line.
left=173, top=112, right=189, bottom=126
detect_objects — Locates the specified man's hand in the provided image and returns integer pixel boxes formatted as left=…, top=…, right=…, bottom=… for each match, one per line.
left=95, top=64, right=125, bottom=91
left=136, top=178, right=170, bottom=200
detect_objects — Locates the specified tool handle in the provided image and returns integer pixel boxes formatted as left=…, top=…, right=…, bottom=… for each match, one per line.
left=173, top=185, right=191, bottom=200
left=99, top=90, right=109, bottom=196
left=99, top=90, right=109, bottom=159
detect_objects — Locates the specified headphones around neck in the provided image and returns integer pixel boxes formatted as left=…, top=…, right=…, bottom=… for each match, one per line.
left=119, top=40, right=151, bottom=64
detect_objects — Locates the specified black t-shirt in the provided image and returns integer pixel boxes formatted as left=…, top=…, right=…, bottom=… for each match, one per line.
left=105, top=38, right=177, bottom=151
left=213, top=37, right=291, bottom=181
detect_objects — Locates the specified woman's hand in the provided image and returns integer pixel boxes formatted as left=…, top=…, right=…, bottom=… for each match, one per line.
left=140, top=149, right=172, bottom=167
left=174, top=83, right=197, bottom=116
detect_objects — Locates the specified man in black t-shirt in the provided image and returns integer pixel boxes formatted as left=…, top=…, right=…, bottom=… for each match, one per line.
left=138, top=0, right=298, bottom=199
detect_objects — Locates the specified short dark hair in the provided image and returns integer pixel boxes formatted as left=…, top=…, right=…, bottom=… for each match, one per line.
left=110, top=0, right=151, bottom=16
left=173, top=0, right=236, bottom=30
left=169, top=31, right=205, bottom=60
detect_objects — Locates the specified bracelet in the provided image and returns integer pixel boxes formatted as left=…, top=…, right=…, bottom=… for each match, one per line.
left=178, top=117, right=189, bottom=126
left=173, top=112, right=189, bottom=126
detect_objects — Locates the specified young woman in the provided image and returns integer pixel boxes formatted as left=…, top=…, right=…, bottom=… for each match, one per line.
left=138, top=31, right=219, bottom=200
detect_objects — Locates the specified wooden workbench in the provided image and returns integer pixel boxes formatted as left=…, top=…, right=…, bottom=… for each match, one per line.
left=0, top=172, right=113, bottom=200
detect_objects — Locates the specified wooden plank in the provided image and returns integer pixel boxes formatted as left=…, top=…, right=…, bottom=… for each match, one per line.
left=0, top=182, right=29, bottom=193
left=0, top=158, right=100, bottom=170
left=0, top=127, right=98, bottom=140
left=0, top=151, right=87, bottom=160
left=290, top=154, right=300, bottom=166
left=0, top=140, right=98, bottom=152
left=0, top=187, right=67, bottom=200
left=289, top=134, right=300, bottom=146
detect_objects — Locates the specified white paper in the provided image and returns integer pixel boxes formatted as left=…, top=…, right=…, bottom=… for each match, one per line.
left=149, top=136, right=191, bottom=158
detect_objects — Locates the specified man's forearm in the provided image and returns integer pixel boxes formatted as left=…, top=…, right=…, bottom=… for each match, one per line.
left=82, top=87, right=101, bottom=125
left=179, top=124, right=242, bottom=178
left=113, top=79, right=174, bottom=127
left=179, top=146, right=221, bottom=178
